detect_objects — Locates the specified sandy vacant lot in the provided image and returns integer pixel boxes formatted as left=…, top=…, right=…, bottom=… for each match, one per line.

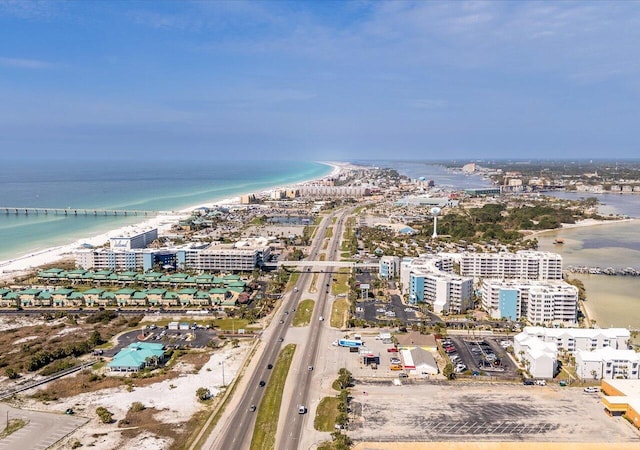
left=6, top=341, right=251, bottom=450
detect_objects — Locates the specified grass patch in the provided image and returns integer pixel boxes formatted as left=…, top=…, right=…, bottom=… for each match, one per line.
left=314, top=396, right=340, bottom=431
left=250, top=344, right=296, bottom=450
left=319, top=254, right=326, bottom=261
left=213, top=318, right=251, bottom=332
left=331, top=270, right=350, bottom=296
left=330, top=299, right=349, bottom=329
left=310, top=273, right=318, bottom=292
left=325, top=227, right=333, bottom=239
left=0, top=418, right=28, bottom=439
left=292, top=300, right=314, bottom=327
left=288, top=272, right=301, bottom=289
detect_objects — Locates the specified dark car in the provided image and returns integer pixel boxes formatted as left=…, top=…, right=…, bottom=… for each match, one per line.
left=523, top=379, right=535, bottom=385
left=259, top=380, right=266, bottom=387
left=278, top=337, right=284, bottom=342
left=267, top=364, right=273, bottom=369
left=249, top=405, right=257, bottom=412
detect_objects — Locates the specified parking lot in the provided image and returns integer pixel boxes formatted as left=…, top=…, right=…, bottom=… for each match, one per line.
left=348, top=383, right=640, bottom=443
left=103, top=327, right=218, bottom=356
left=441, top=336, right=519, bottom=378
left=355, top=295, right=421, bottom=324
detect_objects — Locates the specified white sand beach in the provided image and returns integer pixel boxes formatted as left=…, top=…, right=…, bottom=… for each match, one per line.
left=0, top=161, right=348, bottom=282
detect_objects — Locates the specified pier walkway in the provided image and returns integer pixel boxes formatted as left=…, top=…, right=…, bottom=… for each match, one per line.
left=1, top=206, right=159, bottom=217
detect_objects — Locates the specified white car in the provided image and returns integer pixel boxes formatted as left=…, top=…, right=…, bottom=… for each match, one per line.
left=535, top=379, right=547, bottom=386
left=455, top=363, right=467, bottom=372
left=583, top=386, right=600, bottom=393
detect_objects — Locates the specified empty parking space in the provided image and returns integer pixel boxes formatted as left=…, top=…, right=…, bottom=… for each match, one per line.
left=348, top=383, right=640, bottom=443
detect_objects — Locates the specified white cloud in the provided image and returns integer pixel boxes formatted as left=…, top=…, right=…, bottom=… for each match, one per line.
left=0, top=56, right=56, bottom=69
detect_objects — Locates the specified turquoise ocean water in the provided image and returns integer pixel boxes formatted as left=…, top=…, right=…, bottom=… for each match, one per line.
left=0, top=160, right=331, bottom=262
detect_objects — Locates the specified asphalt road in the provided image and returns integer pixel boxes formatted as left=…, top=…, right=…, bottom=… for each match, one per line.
left=0, top=403, right=87, bottom=450
left=279, top=209, right=350, bottom=450
left=210, top=208, right=346, bottom=450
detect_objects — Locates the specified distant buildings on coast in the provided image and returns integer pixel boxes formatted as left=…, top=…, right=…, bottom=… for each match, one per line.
left=75, top=228, right=271, bottom=273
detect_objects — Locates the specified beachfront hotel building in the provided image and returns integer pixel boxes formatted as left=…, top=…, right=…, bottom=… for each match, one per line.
left=481, top=280, right=578, bottom=325
left=400, top=255, right=473, bottom=314
left=298, top=185, right=370, bottom=198
left=460, top=251, right=563, bottom=281
left=75, top=237, right=270, bottom=273
left=109, top=229, right=158, bottom=250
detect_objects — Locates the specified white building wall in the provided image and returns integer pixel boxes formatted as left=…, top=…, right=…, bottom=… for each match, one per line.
left=576, top=349, right=640, bottom=380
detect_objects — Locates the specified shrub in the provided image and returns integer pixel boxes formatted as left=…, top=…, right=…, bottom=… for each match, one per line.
left=196, top=387, right=211, bottom=401
left=129, top=402, right=145, bottom=413
left=96, top=406, right=114, bottom=424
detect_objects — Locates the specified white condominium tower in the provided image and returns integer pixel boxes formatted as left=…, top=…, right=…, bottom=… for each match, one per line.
left=460, top=251, right=563, bottom=281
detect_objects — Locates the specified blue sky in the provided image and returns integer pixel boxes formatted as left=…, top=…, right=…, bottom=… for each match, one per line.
left=1, top=0, right=639, bottom=161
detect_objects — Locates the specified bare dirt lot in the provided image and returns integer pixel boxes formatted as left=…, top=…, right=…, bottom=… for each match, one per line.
left=348, top=382, right=640, bottom=444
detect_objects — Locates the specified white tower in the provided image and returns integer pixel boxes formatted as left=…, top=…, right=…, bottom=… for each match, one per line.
left=430, top=207, right=441, bottom=238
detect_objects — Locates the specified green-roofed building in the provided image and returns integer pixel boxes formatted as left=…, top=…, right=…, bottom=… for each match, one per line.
left=83, top=288, right=105, bottom=307
left=0, top=291, right=19, bottom=308
left=178, top=288, right=197, bottom=306
left=139, top=272, right=163, bottom=283
left=38, top=268, right=65, bottom=281
left=195, top=274, right=214, bottom=285
left=108, top=342, right=166, bottom=372
left=146, top=288, right=167, bottom=306
left=131, top=291, right=147, bottom=306
left=161, top=291, right=179, bottom=307
left=67, top=291, right=85, bottom=307
left=118, top=271, right=139, bottom=282
left=52, top=288, right=74, bottom=307
left=228, top=286, right=245, bottom=294
left=193, top=290, right=211, bottom=306
left=65, top=270, right=88, bottom=282
left=208, top=288, right=230, bottom=305
left=223, top=275, right=241, bottom=281
left=19, top=288, right=43, bottom=307
left=99, top=291, right=116, bottom=307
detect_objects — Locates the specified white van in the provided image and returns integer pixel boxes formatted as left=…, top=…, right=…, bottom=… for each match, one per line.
left=297, top=405, right=306, bottom=414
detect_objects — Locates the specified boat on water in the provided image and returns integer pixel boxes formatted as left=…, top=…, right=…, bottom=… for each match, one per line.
left=553, top=238, right=565, bottom=245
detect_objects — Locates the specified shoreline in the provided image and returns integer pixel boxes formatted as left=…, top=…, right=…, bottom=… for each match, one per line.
left=523, top=217, right=640, bottom=240
left=0, top=161, right=349, bottom=282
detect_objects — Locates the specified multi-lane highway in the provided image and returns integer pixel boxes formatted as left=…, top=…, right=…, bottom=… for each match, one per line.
left=208, top=207, right=347, bottom=450
left=278, top=209, right=349, bottom=450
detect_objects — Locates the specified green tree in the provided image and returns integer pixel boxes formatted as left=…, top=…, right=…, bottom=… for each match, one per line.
left=196, top=387, right=211, bottom=401
left=336, top=368, right=352, bottom=389
left=88, top=330, right=105, bottom=347
left=443, top=362, right=455, bottom=380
